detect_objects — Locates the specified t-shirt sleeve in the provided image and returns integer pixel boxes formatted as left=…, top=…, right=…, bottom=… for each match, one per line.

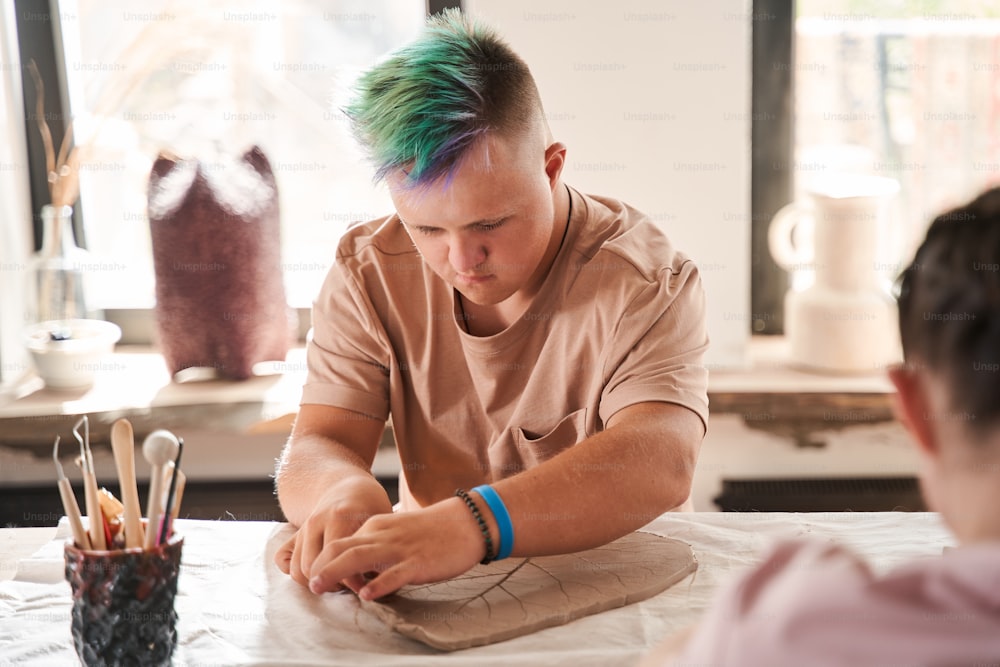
left=300, top=258, right=391, bottom=420
left=598, top=259, right=709, bottom=428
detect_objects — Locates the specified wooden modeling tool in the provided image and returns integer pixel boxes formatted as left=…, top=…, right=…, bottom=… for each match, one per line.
left=111, top=419, right=144, bottom=548
left=158, top=438, right=184, bottom=544
left=53, top=436, right=90, bottom=549
left=142, top=430, right=179, bottom=550
left=74, top=416, right=106, bottom=550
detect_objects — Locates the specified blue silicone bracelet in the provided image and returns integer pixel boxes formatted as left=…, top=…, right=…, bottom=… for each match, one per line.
left=471, top=484, right=514, bottom=560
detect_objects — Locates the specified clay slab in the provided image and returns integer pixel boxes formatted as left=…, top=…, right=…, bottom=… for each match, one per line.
left=361, top=531, right=697, bottom=650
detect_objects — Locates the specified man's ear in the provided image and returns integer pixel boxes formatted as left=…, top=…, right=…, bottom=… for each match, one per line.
left=888, top=365, right=939, bottom=459
left=543, top=141, right=567, bottom=190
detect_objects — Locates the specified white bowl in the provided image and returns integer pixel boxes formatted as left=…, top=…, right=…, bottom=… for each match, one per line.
left=25, top=319, right=122, bottom=390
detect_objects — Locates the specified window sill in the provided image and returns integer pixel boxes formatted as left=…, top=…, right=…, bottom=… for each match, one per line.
left=710, top=336, right=895, bottom=422
left=0, top=345, right=306, bottom=423
left=0, top=345, right=399, bottom=487
left=0, top=338, right=895, bottom=487
left=0, top=337, right=894, bottom=424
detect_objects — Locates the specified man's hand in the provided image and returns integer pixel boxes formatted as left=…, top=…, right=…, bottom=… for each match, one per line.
left=275, top=402, right=702, bottom=598
left=274, top=404, right=390, bottom=590
left=275, top=479, right=393, bottom=591
left=306, top=496, right=487, bottom=600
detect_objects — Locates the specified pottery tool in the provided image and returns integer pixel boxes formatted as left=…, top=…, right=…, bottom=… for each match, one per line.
left=142, top=429, right=179, bottom=549
left=73, top=416, right=106, bottom=550
left=52, top=436, right=91, bottom=549
left=164, top=463, right=187, bottom=521
left=110, top=418, right=145, bottom=548
left=158, top=438, right=184, bottom=545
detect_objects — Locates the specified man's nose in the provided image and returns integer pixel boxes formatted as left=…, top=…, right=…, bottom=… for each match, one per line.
left=449, top=236, right=487, bottom=274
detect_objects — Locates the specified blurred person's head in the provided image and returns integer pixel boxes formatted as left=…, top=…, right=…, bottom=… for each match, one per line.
left=891, top=186, right=1000, bottom=541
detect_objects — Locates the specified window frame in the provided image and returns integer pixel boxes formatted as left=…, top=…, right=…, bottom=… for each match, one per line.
left=750, top=0, right=794, bottom=336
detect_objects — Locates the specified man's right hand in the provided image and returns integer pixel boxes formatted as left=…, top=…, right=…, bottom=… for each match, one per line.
left=275, top=479, right=393, bottom=590
left=272, top=404, right=392, bottom=591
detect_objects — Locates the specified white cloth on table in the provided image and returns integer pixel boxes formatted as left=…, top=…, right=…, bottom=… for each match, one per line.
left=0, top=512, right=952, bottom=666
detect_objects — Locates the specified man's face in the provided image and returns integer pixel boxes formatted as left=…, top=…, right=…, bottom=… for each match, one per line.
left=389, top=130, right=559, bottom=307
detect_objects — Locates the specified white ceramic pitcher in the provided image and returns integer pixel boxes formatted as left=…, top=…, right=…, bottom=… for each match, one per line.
left=768, top=173, right=901, bottom=373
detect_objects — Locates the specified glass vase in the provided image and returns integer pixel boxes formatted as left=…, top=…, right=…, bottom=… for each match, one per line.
left=25, top=204, right=89, bottom=331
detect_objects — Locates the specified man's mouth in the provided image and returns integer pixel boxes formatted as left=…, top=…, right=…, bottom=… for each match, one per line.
left=455, top=273, right=492, bottom=285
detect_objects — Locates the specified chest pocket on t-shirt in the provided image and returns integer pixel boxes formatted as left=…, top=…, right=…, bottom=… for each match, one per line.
left=512, top=408, right=589, bottom=468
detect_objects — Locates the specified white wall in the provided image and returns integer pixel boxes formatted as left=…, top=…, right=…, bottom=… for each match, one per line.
left=0, top=1, right=34, bottom=388
left=464, top=0, right=752, bottom=367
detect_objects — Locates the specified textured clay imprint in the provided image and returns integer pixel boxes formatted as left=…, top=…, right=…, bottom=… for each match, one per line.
left=361, top=531, right=697, bottom=650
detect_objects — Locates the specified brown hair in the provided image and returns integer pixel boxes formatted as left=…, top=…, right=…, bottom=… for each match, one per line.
left=896, top=186, right=1000, bottom=435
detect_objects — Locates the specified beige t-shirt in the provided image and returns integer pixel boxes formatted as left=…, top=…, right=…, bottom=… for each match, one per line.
left=302, top=186, right=709, bottom=508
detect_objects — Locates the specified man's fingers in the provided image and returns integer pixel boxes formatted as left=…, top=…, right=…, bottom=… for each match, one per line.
left=274, top=535, right=294, bottom=574
left=341, top=573, right=368, bottom=594
left=289, top=529, right=325, bottom=587
left=309, top=543, right=387, bottom=595
left=358, top=565, right=409, bottom=601
left=280, top=516, right=373, bottom=590
left=288, top=531, right=306, bottom=585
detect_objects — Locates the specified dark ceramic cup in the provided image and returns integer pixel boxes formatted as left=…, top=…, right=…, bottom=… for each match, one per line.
left=64, top=531, right=183, bottom=667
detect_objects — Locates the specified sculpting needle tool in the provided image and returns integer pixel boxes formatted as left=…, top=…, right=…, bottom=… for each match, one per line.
left=53, top=436, right=90, bottom=549
left=73, top=416, right=106, bottom=550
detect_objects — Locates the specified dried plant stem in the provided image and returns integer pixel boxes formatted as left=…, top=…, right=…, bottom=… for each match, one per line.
left=60, top=150, right=82, bottom=210
left=56, top=121, right=74, bottom=177
left=27, top=59, right=80, bottom=209
left=26, top=60, right=56, bottom=179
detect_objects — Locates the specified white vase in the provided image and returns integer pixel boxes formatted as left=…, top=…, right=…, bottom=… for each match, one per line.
left=769, top=174, right=902, bottom=374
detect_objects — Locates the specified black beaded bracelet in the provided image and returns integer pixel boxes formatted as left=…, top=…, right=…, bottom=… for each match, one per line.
left=455, top=488, right=495, bottom=565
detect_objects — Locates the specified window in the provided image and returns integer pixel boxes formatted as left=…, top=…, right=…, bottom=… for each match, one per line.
left=795, top=0, right=1000, bottom=270
left=55, top=0, right=428, bottom=316
left=754, top=0, right=1000, bottom=332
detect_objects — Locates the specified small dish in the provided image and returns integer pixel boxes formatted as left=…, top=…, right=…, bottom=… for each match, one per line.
left=25, top=319, right=122, bottom=389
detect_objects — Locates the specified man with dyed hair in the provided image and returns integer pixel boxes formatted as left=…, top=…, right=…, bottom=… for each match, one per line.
left=275, top=9, right=708, bottom=600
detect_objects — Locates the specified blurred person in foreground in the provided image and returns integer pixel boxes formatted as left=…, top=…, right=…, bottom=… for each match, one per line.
left=644, top=188, right=1000, bottom=665
left=273, top=9, right=708, bottom=600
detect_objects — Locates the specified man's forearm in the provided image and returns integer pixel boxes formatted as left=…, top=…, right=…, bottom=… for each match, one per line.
left=484, top=402, right=702, bottom=557
left=293, top=402, right=704, bottom=601
left=275, top=434, right=391, bottom=527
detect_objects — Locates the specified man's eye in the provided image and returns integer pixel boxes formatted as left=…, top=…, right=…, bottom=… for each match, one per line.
left=478, top=220, right=504, bottom=232
left=417, top=227, right=441, bottom=236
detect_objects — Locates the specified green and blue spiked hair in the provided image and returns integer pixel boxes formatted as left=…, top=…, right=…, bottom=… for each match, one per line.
left=345, top=8, right=541, bottom=188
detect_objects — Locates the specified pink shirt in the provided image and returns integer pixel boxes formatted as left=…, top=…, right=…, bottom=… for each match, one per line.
left=672, top=539, right=1000, bottom=666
